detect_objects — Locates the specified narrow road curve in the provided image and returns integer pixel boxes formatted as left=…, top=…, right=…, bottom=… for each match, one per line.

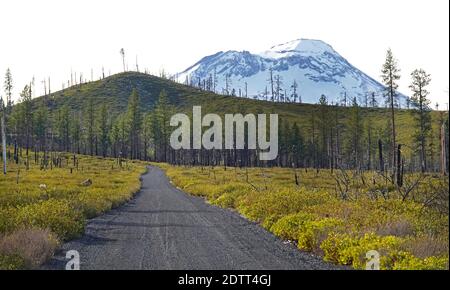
left=45, top=166, right=339, bottom=270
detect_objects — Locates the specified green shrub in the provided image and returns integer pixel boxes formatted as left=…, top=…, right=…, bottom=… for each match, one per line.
left=211, top=190, right=246, bottom=209
left=75, top=192, right=114, bottom=218
left=388, top=251, right=449, bottom=270
left=0, top=208, right=18, bottom=234
left=297, top=218, right=344, bottom=252
left=261, top=214, right=283, bottom=230
left=0, top=254, right=26, bottom=270
left=321, top=232, right=359, bottom=265
left=321, top=232, right=404, bottom=269
left=15, top=199, right=85, bottom=240
left=270, top=213, right=316, bottom=240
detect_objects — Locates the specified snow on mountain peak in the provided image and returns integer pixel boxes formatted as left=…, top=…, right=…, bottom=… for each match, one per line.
left=176, top=37, right=407, bottom=106
left=259, top=38, right=336, bottom=59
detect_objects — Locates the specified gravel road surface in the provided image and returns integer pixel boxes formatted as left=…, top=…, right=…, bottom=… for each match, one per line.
left=44, top=166, right=339, bottom=270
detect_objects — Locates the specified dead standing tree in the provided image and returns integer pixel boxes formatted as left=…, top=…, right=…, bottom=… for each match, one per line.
left=441, top=122, right=448, bottom=176
left=1, top=97, right=6, bottom=174
left=120, top=48, right=126, bottom=72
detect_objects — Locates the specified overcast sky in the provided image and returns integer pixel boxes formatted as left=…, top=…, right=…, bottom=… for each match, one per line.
left=0, top=0, right=448, bottom=107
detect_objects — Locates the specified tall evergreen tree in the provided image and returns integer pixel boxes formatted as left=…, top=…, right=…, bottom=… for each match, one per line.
left=142, top=112, right=152, bottom=161
left=98, top=104, right=110, bottom=157
left=381, top=49, right=401, bottom=174
left=290, top=122, right=304, bottom=167
left=85, top=96, right=95, bottom=155
left=152, top=90, right=173, bottom=162
left=317, top=95, right=333, bottom=168
left=56, top=104, right=70, bottom=152
left=3, top=68, right=13, bottom=112
left=33, top=99, right=49, bottom=153
left=0, top=97, right=6, bottom=174
left=344, top=97, right=364, bottom=168
left=18, top=85, right=33, bottom=157
left=126, top=89, right=142, bottom=159
left=70, top=112, right=82, bottom=154
left=409, top=69, right=432, bottom=172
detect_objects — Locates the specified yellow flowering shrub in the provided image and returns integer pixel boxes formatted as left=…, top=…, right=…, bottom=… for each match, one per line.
left=14, top=199, right=85, bottom=240
left=390, top=252, right=448, bottom=270
left=297, top=218, right=344, bottom=252
left=270, top=213, right=316, bottom=240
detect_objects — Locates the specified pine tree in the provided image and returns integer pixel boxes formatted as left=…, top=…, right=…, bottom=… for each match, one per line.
left=317, top=95, right=332, bottom=168
left=268, top=67, right=274, bottom=101
left=56, top=105, right=70, bottom=152
left=33, top=99, right=49, bottom=153
left=111, top=114, right=129, bottom=159
left=409, top=69, right=432, bottom=172
left=291, top=80, right=298, bottom=103
left=142, top=113, right=152, bottom=161
left=344, top=97, right=364, bottom=169
left=290, top=122, right=304, bottom=167
left=70, top=112, right=82, bottom=154
left=278, top=119, right=290, bottom=166
left=369, top=92, right=378, bottom=108
left=85, top=96, right=95, bottom=155
left=152, top=90, right=174, bottom=162
left=365, top=116, right=375, bottom=170
left=120, top=48, right=126, bottom=72
left=275, top=75, right=283, bottom=102
left=19, top=85, right=33, bottom=159
left=381, top=49, right=400, bottom=174
left=1, top=97, right=6, bottom=174
left=3, top=68, right=13, bottom=112
left=98, top=104, right=110, bottom=157
left=126, top=89, right=142, bottom=159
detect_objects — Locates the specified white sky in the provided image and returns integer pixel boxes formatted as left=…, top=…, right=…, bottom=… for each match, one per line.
left=0, top=0, right=448, bottom=107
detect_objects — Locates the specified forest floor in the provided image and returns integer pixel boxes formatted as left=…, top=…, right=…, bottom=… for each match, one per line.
left=159, top=164, right=449, bottom=270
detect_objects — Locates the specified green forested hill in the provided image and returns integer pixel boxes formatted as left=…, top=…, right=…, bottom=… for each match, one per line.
left=32, top=71, right=445, bottom=156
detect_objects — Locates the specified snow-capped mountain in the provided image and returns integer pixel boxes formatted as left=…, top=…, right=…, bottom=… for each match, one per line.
left=177, top=38, right=406, bottom=105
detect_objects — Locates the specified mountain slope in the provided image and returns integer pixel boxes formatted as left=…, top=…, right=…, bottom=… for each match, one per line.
left=38, top=72, right=208, bottom=113
left=177, top=38, right=406, bottom=105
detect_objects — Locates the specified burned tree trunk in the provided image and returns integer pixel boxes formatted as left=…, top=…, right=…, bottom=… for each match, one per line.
left=378, top=139, right=384, bottom=172
left=441, top=122, right=448, bottom=176
left=396, top=144, right=402, bottom=187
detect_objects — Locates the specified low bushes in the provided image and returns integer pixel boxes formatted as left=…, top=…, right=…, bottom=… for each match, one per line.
left=297, top=218, right=344, bottom=252
left=0, top=228, right=59, bottom=269
left=15, top=199, right=85, bottom=239
left=161, top=165, right=449, bottom=270
left=321, top=232, right=448, bottom=270
left=0, top=154, right=147, bottom=269
left=270, top=213, right=316, bottom=240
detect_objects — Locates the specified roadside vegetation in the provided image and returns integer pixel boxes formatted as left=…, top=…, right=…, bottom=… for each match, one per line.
left=0, top=153, right=146, bottom=269
left=160, top=164, right=449, bottom=270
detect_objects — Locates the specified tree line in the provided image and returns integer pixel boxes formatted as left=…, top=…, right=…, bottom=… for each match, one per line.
left=1, top=50, right=449, bottom=177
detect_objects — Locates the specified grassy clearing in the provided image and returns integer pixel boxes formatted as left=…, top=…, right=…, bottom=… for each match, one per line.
left=159, top=164, right=449, bottom=270
left=0, top=153, right=147, bottom=269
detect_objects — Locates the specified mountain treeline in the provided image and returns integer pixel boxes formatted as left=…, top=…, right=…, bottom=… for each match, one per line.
left=1, top=50, right=449, bottom=180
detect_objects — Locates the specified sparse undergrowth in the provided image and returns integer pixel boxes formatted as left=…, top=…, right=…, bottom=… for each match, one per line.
left=159, top=164, right=449, bottom=270
left=0, top=153, right=147, bottom=269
